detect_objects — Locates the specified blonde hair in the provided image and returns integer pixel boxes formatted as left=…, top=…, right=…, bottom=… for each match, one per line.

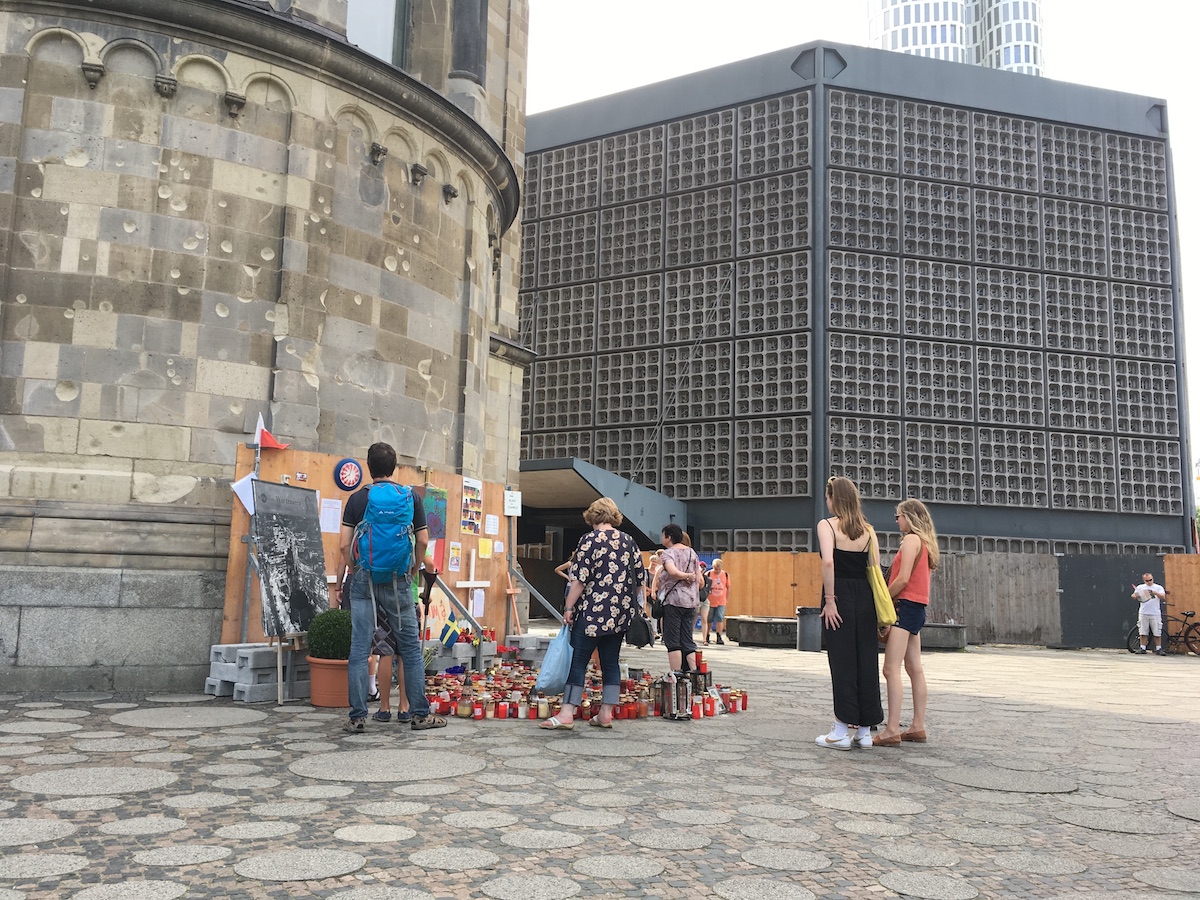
left=897, top=498, right=939, bottom=571
left=583, top=497, right=622, bottom=528
left=826, top=476, right=868, bottom=541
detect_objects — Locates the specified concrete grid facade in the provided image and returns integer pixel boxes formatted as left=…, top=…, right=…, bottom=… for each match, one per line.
left=519, top=42, right=1191, bottom=557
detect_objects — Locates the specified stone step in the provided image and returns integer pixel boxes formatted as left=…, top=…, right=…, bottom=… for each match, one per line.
left=203, top=677, right=235, bottom=697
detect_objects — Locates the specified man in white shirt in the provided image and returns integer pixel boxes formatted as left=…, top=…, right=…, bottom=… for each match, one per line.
left=1131, top=572, right=1167, bottom=656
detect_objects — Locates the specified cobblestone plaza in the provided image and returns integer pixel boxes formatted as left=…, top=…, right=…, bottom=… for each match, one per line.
left=1, top=643, right=1198, bottom=898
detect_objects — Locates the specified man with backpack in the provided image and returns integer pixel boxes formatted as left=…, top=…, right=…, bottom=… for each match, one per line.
left=336, top=442, right=446, bottom=733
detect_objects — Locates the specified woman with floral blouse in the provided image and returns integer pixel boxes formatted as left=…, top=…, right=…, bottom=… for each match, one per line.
left=540, top=497, right=646, bottom=730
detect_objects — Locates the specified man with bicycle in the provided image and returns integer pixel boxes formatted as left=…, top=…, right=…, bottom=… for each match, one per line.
left=1131, top=572, right=1167, bottom=656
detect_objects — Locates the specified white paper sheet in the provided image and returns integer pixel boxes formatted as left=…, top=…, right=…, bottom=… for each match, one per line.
left=319, top=498, right=343, bottom=534
left=472, top=588, right=485, bottom=617
left=485, top=514, right=500, bottom=535
left=231, top=472, right=257, bottom=514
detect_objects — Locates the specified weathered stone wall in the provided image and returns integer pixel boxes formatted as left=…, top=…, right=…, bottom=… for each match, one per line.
left=0, top=0, right=527, bottom=689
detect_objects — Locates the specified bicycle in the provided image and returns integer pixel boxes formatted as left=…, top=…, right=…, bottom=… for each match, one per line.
left=1126, top=609, right=1200, bottom=655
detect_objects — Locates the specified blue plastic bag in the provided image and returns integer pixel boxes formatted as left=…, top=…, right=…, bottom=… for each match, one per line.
left=534, top=625, right=572, bottom=696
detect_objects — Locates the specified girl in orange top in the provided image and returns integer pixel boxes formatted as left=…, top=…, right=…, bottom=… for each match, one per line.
left=875, top=498, right=939, bottom=746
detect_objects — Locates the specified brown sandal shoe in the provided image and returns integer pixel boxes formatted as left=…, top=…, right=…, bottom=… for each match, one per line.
left=875, top=732, right=902, bottom=746
left=900, top=729, right=927, bottom=743
left=411, top=713, right=447, bottom=731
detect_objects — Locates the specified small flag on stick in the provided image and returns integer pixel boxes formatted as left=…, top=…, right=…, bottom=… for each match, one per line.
left=440, top=610, right=461, bottom=649
left=254, top=413, right=290, bottom=450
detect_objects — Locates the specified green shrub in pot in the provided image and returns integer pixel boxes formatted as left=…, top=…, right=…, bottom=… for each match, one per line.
left=306, top=608, right=352, bottom=660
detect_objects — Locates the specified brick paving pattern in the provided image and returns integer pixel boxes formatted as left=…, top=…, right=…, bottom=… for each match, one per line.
left=0, top=644, right=1197, bottom=898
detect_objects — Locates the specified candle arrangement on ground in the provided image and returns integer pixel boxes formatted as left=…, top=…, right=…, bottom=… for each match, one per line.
left=420, top=650, right=745, bottom=722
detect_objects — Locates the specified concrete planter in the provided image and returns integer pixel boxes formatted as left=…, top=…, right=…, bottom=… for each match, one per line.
left=306, top=656, right=349, bottom=708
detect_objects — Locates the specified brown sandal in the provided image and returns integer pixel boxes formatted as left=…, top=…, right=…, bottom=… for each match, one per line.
left=875, top=732, right=902, bottom=746
left=411, top=713, right=447, bottom=731
left=900, top=729, right=927, bottom=743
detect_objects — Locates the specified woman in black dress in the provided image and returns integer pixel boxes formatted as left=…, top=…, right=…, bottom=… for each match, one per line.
left=816, top=476, right=884, bottom=750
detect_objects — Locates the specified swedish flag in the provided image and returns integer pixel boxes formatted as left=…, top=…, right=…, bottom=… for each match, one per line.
left=440, top=610, right=461, bottom=649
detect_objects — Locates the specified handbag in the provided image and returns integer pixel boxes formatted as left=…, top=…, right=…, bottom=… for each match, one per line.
left=867, top=533, right=897, bottom=628
left=626, top=612, right=655, bottom=648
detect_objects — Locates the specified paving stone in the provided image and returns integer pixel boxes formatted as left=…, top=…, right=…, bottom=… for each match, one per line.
left=475, top=771, right=536, bottom=786
left=69, top=882, right=187, bottom=899
left=879, top=871, right=978, bottom=899
left=935, top=767, right=1077, bottom=793
left=98, top=817, right=186, bottom=836
left=545, top=737, right=663, bottom=758
left=738, top=803, right=811, bottom=821
left=549, top=809, right=625, bottom=827
left=741, top=847, right=831, bottom=871
left=234, top=849, right=365, bottom=881
left=248, top=800, right=326, bottom=817
left=131, top=748, right=192, bottom=763
left=835, top=819, right=912, bottom=836
left=739, top=822, right=820, bottom=843
left=211, top=776, right=281, bottom=790
left=287, top=785, right=355, bottom=799
left=214, top=821, right=301, bottom=839
left=329, top=889, right=433, bottom=900
left=812, top=792, right=926, bottom=815
left=0, top=818, right=79, bottom=845
left=658, top=808, right=731, bottom=825
left=45, top=797, right=124, bottom=812
left=628, top=828, right=710, bottom=850
left=480, top=875, right=581, bottom=900
left=713, top=875, right=815, bottom=900
left=1166, top=798, right=1200, bottom=822
left=576, top=792, right=639, bottom=807
left=961, top=808, right=1037, bottom=825
left=789, top=775, right=848, bottom=789
left=358, top=800, right=429, bottom=816
left=874, top=842, right=960, bottom=867
left=0, top=853, right=90, bottom=878
left=442, top=811, right=520, bottom=829
left=131, top=847, right=232, bottom=866
left=55, top=693, right=114, bottom=702
left=478, top=790, right=545, bottom=806
left=393, top=783, right=452, bottom=797
left=143, top=695, right=213, bottom=704
left=222, top=749, right=281, bottom=760
left=24, top=753, right=90, bottom=765
left=289, top=749, right=485, bottom=782
left=409, top=847, right=499, bottom=871
left=993, top=850, right=1086, bottom=875
left=1058, top=793, right=1127, bottom=808
left=161, top=792, right=239, bottom=809
left=110, top=708, right=259, bottom=729
left=1087, top=834, right=1178, bottom=858
left=1134, top=866, right=1200, bottom=893
left=283, top=741, right=339, bottom=752
left=94, top=703, right=139, bottom=710
left=11, top=766, right=178, bottom=796
left=74, top=739, right=169, bottom=753
left=199, top=763, right=261, bottom=776
left=501, top=828, right=586, bottom=850
left=1055, top=808, right=1185, bottom=834
left=0, top=721, right=84, bottom=734
left=24, top=709, right=90, bottom=720
left=334, top=824, right=417, bottom=843
left=571, top=855, right=663, bottom=878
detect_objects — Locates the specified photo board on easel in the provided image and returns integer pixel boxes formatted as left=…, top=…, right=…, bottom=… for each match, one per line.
left=251, top=480, right=330, bottom=637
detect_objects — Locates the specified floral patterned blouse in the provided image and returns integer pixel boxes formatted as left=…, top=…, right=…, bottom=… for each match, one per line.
left=568, top=526, right=646, bottom=637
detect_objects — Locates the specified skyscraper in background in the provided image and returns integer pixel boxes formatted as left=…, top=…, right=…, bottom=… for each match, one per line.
left=869, top=0, right=1044, bottom=75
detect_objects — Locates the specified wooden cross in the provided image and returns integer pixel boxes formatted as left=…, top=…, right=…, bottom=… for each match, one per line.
left=455, top=549, right=491, bottom=589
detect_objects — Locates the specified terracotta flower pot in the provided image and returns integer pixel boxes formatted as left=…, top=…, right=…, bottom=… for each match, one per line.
left=307, top=655, right=349, bottom=708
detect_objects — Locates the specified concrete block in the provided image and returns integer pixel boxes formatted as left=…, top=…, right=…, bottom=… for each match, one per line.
left=234, top=679, right=310, bottom=702
left=195, top=358, right=271, bottom=399
left=921, top=624, right=968, bottom=650
left=209, top=660, right=239, bottom=682
left=451, top=642, right=475, bottom=660
left=0, top=87, right=23, bottom=125
left=77, top=419, right=190, bottom=462
left=49, top=97, right=111, bottom=135
left=211, top=642, right=271, bottom=663
left=42, top=165, right=119, bottom=207
left=16, top=606, right=221, bottom=667
left=0, top=664, right=116, bottom=692
left=205, top=676, right=235, bottom=696
left=237, top=646, right=282, bottom=669
left=0, top=564, right=121, bottom=607
left=71, top=309, right=120, bottom=349
left=328, top=253, right=381, bottom=297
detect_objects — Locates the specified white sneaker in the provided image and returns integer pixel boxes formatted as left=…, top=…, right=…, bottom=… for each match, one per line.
left=852, top=732, right=873, bottom=749
left=816, top=731, right=852, bottom=751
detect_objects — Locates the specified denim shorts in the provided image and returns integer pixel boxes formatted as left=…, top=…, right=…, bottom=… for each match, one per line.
left=895, top=598, right=927, bottom=635
left=708, top=604, right=726, bottom=624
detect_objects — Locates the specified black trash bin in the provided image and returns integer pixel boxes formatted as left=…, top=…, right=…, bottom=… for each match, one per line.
left=796, top=606, right=821, bottom=652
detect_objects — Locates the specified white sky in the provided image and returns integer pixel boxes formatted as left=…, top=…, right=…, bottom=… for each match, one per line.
left=527, top=0, right=1200, bottom=468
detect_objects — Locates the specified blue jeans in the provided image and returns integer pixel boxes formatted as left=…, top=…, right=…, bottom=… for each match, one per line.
left=563, top=622, right=622, bottom=707
left=348, top=569, right=429, bottom=722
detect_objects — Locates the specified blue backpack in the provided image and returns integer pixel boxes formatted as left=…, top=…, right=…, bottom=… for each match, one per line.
left=352, top=483, right=415, bottom=584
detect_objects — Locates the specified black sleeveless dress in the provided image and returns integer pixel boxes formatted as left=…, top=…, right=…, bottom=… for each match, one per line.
left=821, top=524, right=884, bottom=727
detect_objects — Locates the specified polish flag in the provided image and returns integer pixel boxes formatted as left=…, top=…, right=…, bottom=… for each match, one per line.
left=253, top=413, right=290, bottom=450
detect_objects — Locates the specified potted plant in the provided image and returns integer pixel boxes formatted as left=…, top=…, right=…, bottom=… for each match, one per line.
left=306, top=608, right=352, bottom=708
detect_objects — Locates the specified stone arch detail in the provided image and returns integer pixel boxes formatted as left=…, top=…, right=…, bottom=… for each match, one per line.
left=454, top=169, right=475, bottom=204
left=333, top=105, right=376, bottom=144
left=25, top=27, right=89, bottom=62
left=173, top=53, right=233, bottom=93
left=241, top=72, right=296, bottom=111
left=99, top=38, right=163, bottom=77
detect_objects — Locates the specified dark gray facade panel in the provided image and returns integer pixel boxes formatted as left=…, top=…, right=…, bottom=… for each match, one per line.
left=521, top=41, right=1191, bottom=554
left=528, top=41, right=1167, bottom=153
